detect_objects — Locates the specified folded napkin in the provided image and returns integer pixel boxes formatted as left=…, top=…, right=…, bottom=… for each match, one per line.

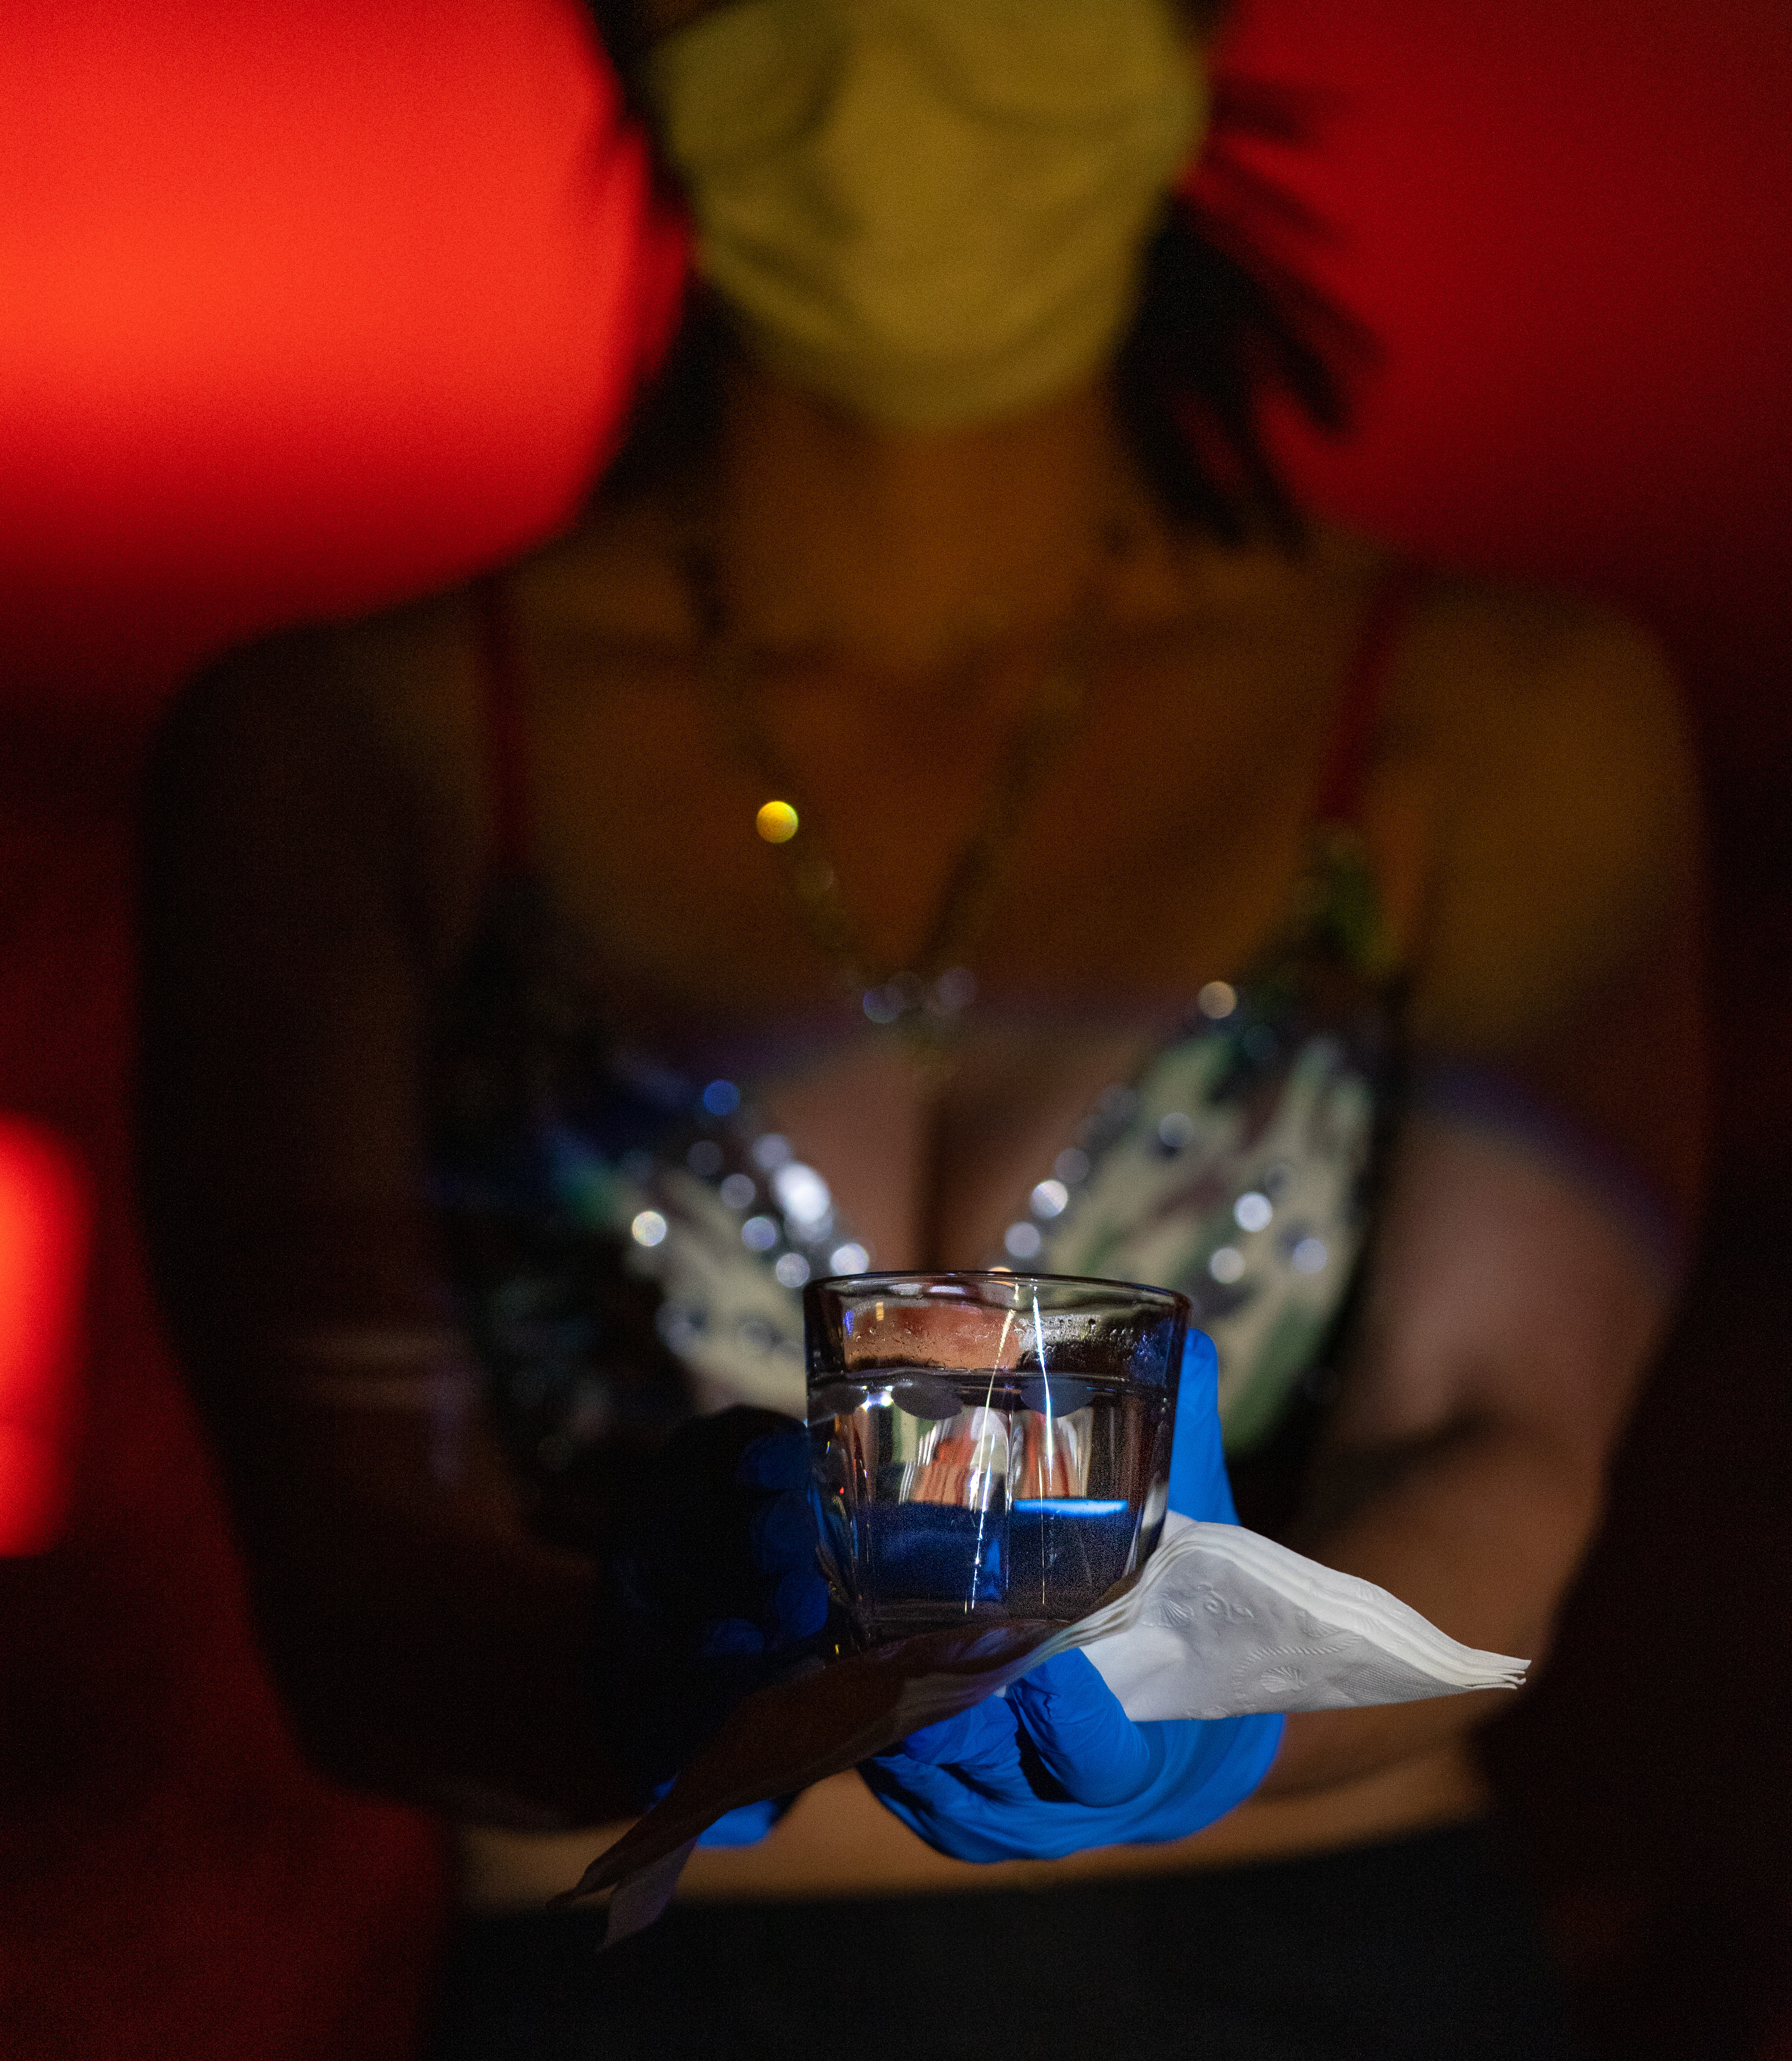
left=1081, top=1512, right=1527, bottom=1719
left=560, top=1521, right=1526, bottom=1941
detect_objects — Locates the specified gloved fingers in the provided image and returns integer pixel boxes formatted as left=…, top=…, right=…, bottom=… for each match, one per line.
left=1166, top=1328, right=1239, bottom=1525
left=1011, top=1650, right=1155, bottom=1807
left=744, top=1486, right=829, bottom=1644
left=859, top=1755, right=1018, bottom=1864
left=607, top=1410, right=826, bottom=1797
left=894, top=1694, right=1019, bottom=1772
left=621, top=1407, right=808, bottom=1625
left=860, top=1747, right=960, bottom=1817
left=695, top=1569, right=827, bottom=1665
left=748, top=1489, right=818, bottom=1572
left=695, top=1795, right=791, bottom=1848
left=694, top=1616, right=766, bottom=1659
left=664, top=1406, right=806, bottom=1493
left=735, top=1424, right=812, bottom=1493
left=770, top=1568, right=830, bottom=1642
left=861, top=1707, right=1287, bottom=1867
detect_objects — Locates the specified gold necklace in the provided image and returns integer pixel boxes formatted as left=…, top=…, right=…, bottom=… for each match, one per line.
left=693, top=554, right=1090, bottom=1072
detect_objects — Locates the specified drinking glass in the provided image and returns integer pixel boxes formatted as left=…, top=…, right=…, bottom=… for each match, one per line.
left=804, top=1272, right=1187, bottom=1643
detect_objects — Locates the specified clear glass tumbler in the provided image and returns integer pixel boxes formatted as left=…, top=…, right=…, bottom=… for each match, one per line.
left=805, top=1272, right=1187, bottom=1644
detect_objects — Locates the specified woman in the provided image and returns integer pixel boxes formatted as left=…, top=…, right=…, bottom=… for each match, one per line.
left=138, top=0, right=1705, bottom=2053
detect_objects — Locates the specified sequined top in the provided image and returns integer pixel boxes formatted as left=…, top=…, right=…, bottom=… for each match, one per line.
left=426, top=570, right=1419, bottom=1549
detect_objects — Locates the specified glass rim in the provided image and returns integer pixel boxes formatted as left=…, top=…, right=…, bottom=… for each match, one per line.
left=803, top=1269, right=1190, bottom=1316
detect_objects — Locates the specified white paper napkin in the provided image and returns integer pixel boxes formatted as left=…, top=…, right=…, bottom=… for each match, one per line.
left=1077, top=1513, right=1527, bottom=1720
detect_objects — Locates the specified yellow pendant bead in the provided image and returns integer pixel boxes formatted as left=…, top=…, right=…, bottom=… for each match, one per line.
left=755, top=800, right=800, bottom=844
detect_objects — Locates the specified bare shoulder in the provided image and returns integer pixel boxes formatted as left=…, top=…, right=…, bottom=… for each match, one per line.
left=169, top=579, right=483, bottom=799
left=150, top=582, right=494, bottom=974
left=1405, top=569, right=1686, bottom=795
left=151, top=486, right=700, bottom=974
left=1385, top=561, right=1699, bottom=1052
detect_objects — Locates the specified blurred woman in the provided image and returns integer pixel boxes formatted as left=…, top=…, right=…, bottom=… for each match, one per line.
left=138, top=0, right=1704, bottom=2053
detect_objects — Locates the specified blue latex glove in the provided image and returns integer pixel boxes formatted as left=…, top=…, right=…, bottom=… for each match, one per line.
left=862, top=1331, right=1286, bottom=1861
left=1166, top=1327, right=1244, bottom=1527
left=609, top=1406, right=830, bottom=1837
left=863, top=1647, right=1282, bottom=1860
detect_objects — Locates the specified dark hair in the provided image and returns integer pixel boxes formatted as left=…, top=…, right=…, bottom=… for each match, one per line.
left=593, top=47, right=1370, bottom=552
left=1116, top=75, right=1373, bottom=549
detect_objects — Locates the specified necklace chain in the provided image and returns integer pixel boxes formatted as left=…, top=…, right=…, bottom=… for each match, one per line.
left=693, top=553, right=1090, bottom=1067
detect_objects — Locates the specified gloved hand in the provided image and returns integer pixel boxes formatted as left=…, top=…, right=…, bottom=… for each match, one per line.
left=861, top=1330, right=1285, bottom=1861
left=608, top=1406, right=830, bottom=1838
left=863, top=1646, right=1283, bottom=1861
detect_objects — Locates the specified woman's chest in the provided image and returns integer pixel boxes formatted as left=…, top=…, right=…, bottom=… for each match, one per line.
left=425, top=604, right=1431, bottom=1255
left=431, top=907, right=1388, bottom=1469
left=418, top=601, right=1409, bottom=1492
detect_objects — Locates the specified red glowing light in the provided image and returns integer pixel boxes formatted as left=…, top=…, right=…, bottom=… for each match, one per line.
left=0, top=1121, right=91, bottom=1555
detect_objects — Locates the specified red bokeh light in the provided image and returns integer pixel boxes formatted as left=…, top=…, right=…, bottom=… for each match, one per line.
left=0, top=1119, right=91, bottom=1555
left=0, top=0, right=686, bottom=704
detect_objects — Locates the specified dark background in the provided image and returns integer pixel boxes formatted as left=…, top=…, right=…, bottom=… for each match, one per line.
left=2, top=1, right=1788, bottom=2054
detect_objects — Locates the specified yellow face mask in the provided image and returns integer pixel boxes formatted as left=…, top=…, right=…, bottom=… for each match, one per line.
left=644, top=0, right=1206, bottom=430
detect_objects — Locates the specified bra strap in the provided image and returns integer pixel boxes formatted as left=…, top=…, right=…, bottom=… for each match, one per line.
left=473, top=574, right=531, bottom=873
left=1308, top=559, right=1425, bottom=832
